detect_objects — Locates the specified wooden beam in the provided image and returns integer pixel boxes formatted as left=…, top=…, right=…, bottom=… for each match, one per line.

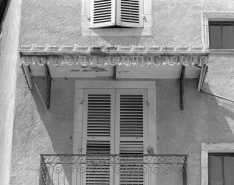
left=45, top=64, right=52, bottom=109
left=113, top=65, right=117, bottom=80
left=180, top=65, right=185, bottom=111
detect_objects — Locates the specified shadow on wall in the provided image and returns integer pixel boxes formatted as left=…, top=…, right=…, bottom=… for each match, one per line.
left=91, top=28, right=143, bottom=46
left=30, top=77, right=75, bottom=185
left=11, top=72, right=234, bottom=185
left=156, top=79, right=234, bottom=185
left=34, top=78, right=234, bottom=185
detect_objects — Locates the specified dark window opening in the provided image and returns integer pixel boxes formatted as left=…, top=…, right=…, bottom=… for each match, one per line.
left=209, top=153, right=234, bottom=185
left=209, top=22, right=234, bottom=49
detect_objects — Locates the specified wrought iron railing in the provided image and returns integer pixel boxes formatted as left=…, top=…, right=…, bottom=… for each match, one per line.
left=41, top=154, right=188, bottom=185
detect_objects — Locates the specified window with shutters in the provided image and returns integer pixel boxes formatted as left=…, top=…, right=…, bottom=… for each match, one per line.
left=82, top=89, right=148, bottom=155
left=81, top=0, right=152, bottom=36
left=90, top=0, right=143, bottom=28
left=82, top=89, right=148, bottom=185
left=73, top=81, right=156, bottom=185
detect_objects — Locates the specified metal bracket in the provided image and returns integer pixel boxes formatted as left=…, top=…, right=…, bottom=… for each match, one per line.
left=45, top=64, right=52, bottom=110
left=21, top=64, right=33, bottom=90
left=113, top=65, right=117, bottom=80
left=180, top=65, right=185, bottom=111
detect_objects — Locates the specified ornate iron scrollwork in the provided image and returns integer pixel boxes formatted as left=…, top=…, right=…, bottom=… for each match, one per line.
left=41, top=154, right=188, bottom=185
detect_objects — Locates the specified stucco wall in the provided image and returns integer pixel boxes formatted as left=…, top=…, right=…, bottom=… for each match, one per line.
left=14, top=0, right=234, bottom=185
left=0, top=0, right=22, bottom=184
left=11, top=58, right=234, bottom=185
left=157, top=80, right=234, bottom=185
left=10, top=70, right=75, bottom=185
left=20, top=0, right=234, bottom=46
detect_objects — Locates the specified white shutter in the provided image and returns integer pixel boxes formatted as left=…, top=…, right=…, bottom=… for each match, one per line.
left=82, top=89, right=115, bottom=185
left=82, top=89, right=149, bottom=185
left=115, top=89, right=148, bottom=185
left=116, top=0, right=144, bottom=27
left=90, top=0, right=116, bottom=28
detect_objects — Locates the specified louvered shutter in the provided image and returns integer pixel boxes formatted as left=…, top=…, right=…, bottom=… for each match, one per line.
left=116, top=0, right=144, bottom=27
left=90, top=0, right=116, bottom=28
left=115, top=89, right=148, bottom=185
left=82, top=89, right=115, bottom=185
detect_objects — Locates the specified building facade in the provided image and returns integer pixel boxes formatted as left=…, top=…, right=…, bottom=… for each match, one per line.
left=0, top=0, right=22, bottom=185
left=10, top=0, right=234, bottom=185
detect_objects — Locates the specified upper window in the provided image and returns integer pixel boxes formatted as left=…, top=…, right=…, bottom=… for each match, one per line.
left=209, top=21, right=234, bottom=49
left=209, top=153, right=234, bottom=185
left=90, top=0, right=144, bottom=28
left=81, top=0, right=151, bottom=36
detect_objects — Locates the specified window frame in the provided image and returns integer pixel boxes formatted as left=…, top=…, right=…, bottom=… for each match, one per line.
left=81, top=0, right=152, bottom=36
left=72, top=81, right=156, bottom=185
left=208, top=153, right=234, bottom=185
left=209, top=21, right=234, bottom=49
left=201, top=143, right=234, bottom=185
left=73, top=80, right=156, bottom=155
left=202, top=12, right=234, bottom=51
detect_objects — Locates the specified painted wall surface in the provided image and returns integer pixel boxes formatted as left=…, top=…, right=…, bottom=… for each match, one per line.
left=20, top=0, right=234, bottom=46
left=13, top=0, right=234, bottom=185
left=11, top=56, right=234, bottom=185
left=11, top=70, right=75, bottom=184
left=0, top=0, right=22, bottom=184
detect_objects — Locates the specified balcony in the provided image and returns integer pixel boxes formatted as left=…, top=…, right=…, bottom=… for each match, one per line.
left=41, top=154, right=187, bottom=185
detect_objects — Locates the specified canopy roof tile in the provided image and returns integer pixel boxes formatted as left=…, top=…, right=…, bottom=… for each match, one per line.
left=20, top=45, right=209, bottom=55
left=20, top=45, right=209, bottom=67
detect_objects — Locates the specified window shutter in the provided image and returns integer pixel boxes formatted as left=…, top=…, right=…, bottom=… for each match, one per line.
left=82, top=89, right=115, bottom=185
left=90, top=0, right=116, bottom=28
left=115, top=89, right=148, bottom=185
left=116, top=0, right=144, bottom=27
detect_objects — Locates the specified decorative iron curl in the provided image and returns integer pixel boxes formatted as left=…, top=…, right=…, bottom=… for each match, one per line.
left=64, top=164, right=76, bottom=174
left=76, top=163, right=87, bottom=174
left=41, top=154, right=188, bottom=175
left=53, top=164, right=63, bottom=174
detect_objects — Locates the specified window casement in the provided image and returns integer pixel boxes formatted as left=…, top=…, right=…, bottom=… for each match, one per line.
left=82, top=89, right=148, bottom=155
left=82, top=89, right=148, bottom=185
left=208, top=153, right=234, bottom=185
left=209, top=21, right=234, bottom=49
left=73, top=81, right=156, bottom=185
left=90, top=0, right=144, bottom=28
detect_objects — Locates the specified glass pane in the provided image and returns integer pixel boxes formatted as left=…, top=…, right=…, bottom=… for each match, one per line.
left=209, top=156, right=223, bottom=185
left=210, top=24, right=222, bottom=49
left=224, top=156, right=234, bottom=185
left=223, top=24, right=234, bottom=49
